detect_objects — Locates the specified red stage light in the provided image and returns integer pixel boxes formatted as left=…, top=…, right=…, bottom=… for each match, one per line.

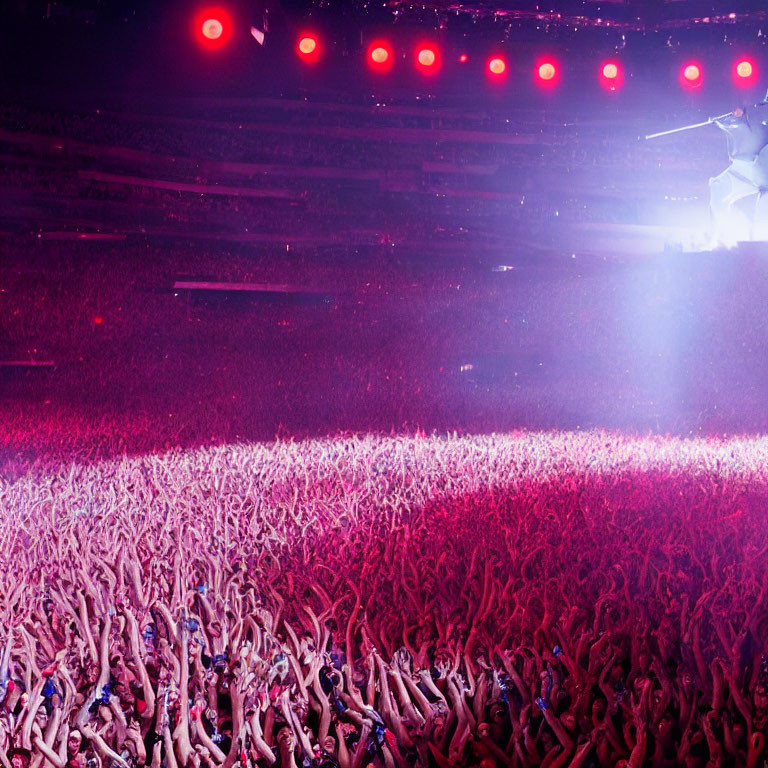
left=418, top=48, right=436, bottom=67
left=93, top=316, right=103, bottom=325
left=534, top=58, right=560, bottom=88
left=415, top=45, right=440, bottom=72
left=194, top=7, right=232, bottom=49
left=733, top=58, right=758, bottom=87
left=538, top=63, right=556, bottom=80
left=681, top=62, right=703, bottom=88
left=202, top=18, right=223, bottom=40
left=298, top=37, right=316, bottom=55
left=368, top=41, right=393, bottom=70
left=684, top=64, right=700, bottom=80
left=599, top=60, right=624, bottom=91
left=297, top=34, right=320, bottom=62
left=459, top=54, right=468, bottom=63
left=487, top=57, right=507, bottom=76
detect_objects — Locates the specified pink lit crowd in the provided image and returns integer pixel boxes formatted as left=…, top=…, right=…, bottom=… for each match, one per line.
left=2, top=431, right=768, bottom=768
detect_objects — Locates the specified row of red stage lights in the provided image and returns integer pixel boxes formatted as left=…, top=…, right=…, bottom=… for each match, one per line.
left=196, top=18, right=760, bottom=90
left=303, top=36, right=759, bottom=90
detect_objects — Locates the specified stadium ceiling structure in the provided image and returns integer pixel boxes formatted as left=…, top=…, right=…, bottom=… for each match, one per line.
left=14, top=0, right=768, bottom=28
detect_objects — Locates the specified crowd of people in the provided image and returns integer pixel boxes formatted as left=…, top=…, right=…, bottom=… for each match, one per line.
left=2, top=432, right=768, bottom=768
left=4, top=224, right=768, bottom=452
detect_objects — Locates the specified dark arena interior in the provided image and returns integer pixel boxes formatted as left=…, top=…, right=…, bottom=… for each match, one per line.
left=4, top=2, right=768, bottom=767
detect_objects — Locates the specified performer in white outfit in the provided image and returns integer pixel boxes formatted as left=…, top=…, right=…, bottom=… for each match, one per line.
left=709, top=90, right=768, bottom=246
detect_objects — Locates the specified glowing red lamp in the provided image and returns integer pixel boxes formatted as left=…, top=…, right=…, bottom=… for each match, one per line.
left=538, top=63, right=556, bottom=80
left=733, top=58, right=758, bottom=87
left=534, top=58, right=560, bottom=88
left=681, top=62, right=703, bottom=89
left=599, top=60, right=624, bottom=91
left=194, top=8, right=232, bottom=49
left=296, top=34, right=320, bottom=63
left=487, top=57, right=507, bottom=77
left=416, top=45, right=439, bottom=72
left=368, top=41, right=393, bottom=71
left=202, top=18, right=223, bottom=40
